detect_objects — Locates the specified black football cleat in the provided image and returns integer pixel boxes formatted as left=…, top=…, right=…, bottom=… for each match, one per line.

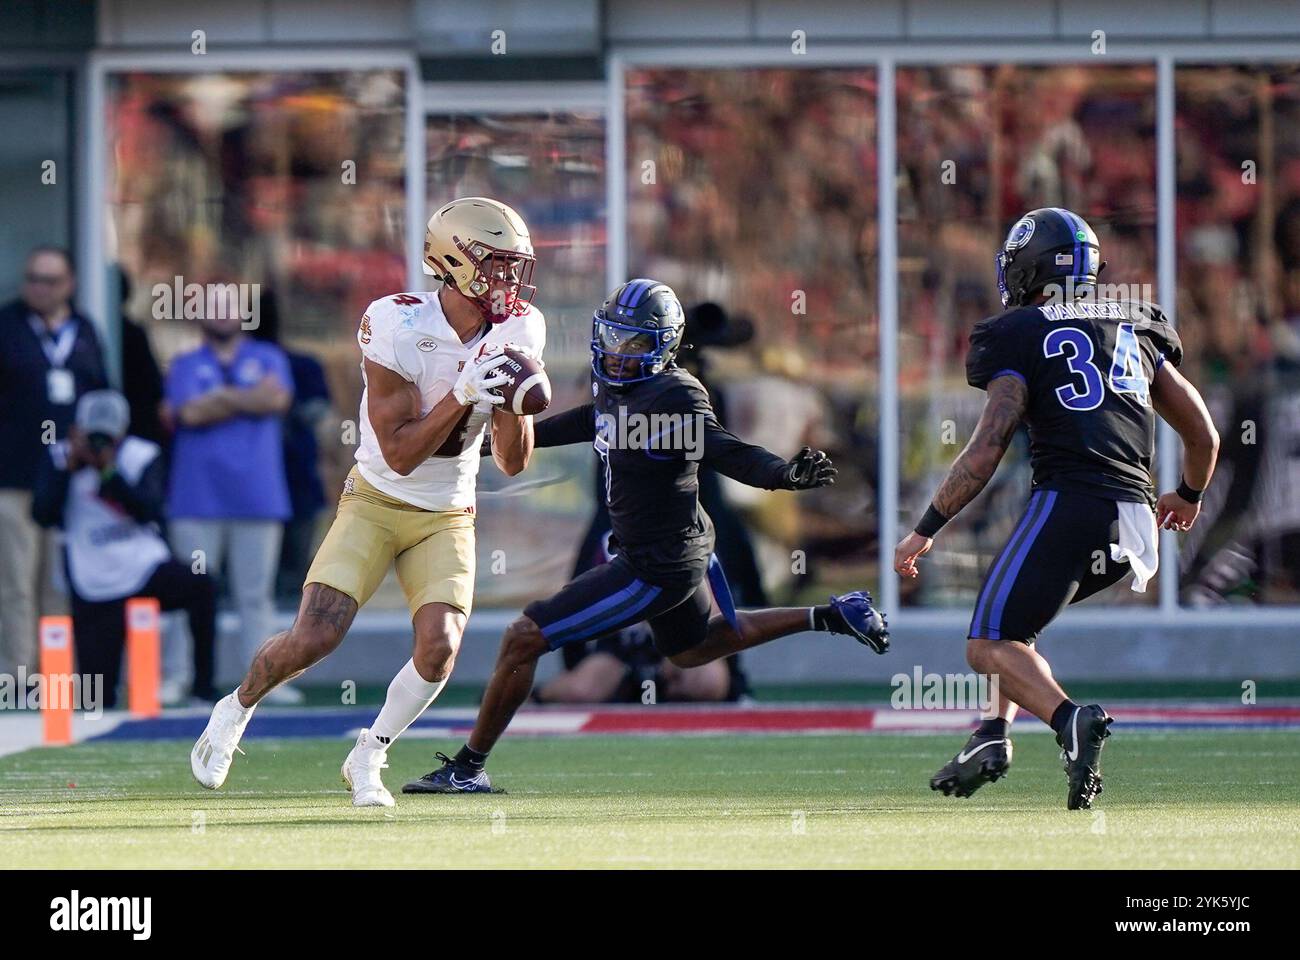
left=402, top=752, right=503, bottom=794
left=930, top=730, right=1013, bottom=798
left=1057, top=704, right=1112, bottom=810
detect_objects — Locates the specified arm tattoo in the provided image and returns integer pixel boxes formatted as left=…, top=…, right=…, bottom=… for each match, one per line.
left=931, top=375, right=1028, bottom=520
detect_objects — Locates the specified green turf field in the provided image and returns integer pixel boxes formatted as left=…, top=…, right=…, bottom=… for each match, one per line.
left=3, top=730, right=1298, bottom=868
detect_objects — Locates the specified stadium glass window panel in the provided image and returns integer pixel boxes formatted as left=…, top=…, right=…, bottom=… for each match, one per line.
left=0, top=69, right=74, bottom=305
left=426, top=110, right=606, bottom=610
left=106, top=70, right=407, bottom=369
left=625, top=67, right=879, bottom=608
left=1175, top=64, right=1300, bottom=606
left=895, top=64, right=1158, bottom=610
left=104, top=68, right=408, bottom=600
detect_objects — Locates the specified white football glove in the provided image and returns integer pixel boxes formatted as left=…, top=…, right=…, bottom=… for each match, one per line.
left=452, top=351, right=510, bottom=406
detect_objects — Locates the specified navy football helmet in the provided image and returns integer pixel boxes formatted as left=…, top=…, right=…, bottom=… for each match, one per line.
left=591, top=278, right=685, bottom=385
left=996, top=207, right=1105, bottom=308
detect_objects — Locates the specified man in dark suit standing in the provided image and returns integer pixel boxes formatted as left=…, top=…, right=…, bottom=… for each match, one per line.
left=0, top=247, right=107, bottom=674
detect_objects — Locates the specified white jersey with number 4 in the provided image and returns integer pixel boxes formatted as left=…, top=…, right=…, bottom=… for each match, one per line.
left=354, top=290, right=545, bottom=511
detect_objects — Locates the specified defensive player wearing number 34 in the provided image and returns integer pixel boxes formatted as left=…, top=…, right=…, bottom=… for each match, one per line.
left=894, top=208, right=1220, bottom=809
left=191, top=197, right=545, bottom=806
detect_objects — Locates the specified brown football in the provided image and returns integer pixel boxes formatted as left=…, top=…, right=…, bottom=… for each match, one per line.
left=496, top=345, right=551, bottom=416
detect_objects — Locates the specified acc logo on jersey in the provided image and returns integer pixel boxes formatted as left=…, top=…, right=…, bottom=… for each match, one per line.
left=417, top=338, right=437, bottom=352
left=1006, top=216, right=1036, bottom=251
left=359, top=315, right=372, bottom=344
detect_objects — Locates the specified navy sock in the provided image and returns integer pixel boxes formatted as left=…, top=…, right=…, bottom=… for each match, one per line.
left=975, top=717, right=1009, bottom=739
left=1049, top=699, right=1079, bottom=736
left=455, top=744, right=488, bottom=770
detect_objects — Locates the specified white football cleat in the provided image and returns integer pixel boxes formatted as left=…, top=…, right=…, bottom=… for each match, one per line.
left=341, top=729, right=395, bottom=807
left=191, top=693, right=253, bottom=789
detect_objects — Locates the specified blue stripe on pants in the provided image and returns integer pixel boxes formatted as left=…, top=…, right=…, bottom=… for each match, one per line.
left=541, top=580, right=646, bottom=639
left=540, top=579, right=662, bottom=649
left=707, top=554, right=738, bottom=631
left=970, top=491, right=1044, bottom=639
left=985, top=491, right=1058, bottom=639
left=560, top=583, right=662, bottom=646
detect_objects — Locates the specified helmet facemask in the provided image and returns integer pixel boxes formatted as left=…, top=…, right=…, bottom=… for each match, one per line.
left=996, top=249, right=1016, bottom=307
left=996, top=214, right=1039, bottom=307
left=435, top=235, right=537, bottom=321
left=591, top=316, right=678, bottom=385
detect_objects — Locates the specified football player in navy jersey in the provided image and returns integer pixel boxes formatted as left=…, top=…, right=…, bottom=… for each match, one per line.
left=894, top=208, right=1220, bottom=809
left=405, top=279, right=890, bottom=793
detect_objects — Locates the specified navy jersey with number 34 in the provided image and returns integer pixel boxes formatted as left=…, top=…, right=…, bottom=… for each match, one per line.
left=965, top=299, right=1183, bottom=504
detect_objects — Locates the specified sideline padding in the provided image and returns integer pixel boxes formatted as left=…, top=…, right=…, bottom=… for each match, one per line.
left=81, top=701, right=1300, bottom=743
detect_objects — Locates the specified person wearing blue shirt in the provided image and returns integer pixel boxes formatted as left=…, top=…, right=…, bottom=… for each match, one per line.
left=164, top=291, right=299, bottom=702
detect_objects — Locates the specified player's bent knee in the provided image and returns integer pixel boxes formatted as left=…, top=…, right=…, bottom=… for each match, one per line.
left=501, top=616, right=547, bottom=664
left=294, top=584, right=357, bottom=652
left=414, top=628, right=461, bottom=678
left=728, top=611, right=756, bottom=643
left=966, top=636, right=996, bottom=671
left=291, top=609, right=351, bottom=656
left=291, top=621, right=343, bottom=659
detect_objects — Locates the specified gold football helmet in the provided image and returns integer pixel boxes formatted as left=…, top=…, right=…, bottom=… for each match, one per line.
left=423, top=197, right=537, bottom=320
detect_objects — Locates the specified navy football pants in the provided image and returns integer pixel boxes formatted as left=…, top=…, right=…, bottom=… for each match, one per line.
left=968, top=489, right=1136, bottom=643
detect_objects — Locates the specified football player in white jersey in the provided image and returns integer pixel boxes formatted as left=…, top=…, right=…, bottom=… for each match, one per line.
left=191, top=197, right=545, bottom=805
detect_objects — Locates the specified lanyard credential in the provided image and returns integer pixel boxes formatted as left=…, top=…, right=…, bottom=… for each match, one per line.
left=32, top=316, right=80, bottom=405
left=32, top=316, right=79, bottom=370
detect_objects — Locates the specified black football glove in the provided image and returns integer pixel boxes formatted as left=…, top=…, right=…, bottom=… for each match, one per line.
left=784, top=446, right=837, bottom=489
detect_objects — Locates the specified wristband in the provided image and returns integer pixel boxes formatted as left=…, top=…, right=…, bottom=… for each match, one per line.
left=1176, top=478, right=1203, bottom=504
left=915, top=504, right=950, bottom=538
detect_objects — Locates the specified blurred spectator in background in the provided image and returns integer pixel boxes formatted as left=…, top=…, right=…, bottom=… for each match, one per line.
left=0, top=247, right=107, bottom=675
left=164, top=285, right=299, bottom=702
left=249, top=290, right=334, bottom=603
left=1172, top=67, right=1300, bottom=603
left=32, top=391, right=216, bottom=708
left=114, top=268, right=168, bottom=447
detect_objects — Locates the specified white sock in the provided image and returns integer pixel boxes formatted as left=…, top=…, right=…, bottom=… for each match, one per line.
left=369, top=659, right=447, bottom=748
